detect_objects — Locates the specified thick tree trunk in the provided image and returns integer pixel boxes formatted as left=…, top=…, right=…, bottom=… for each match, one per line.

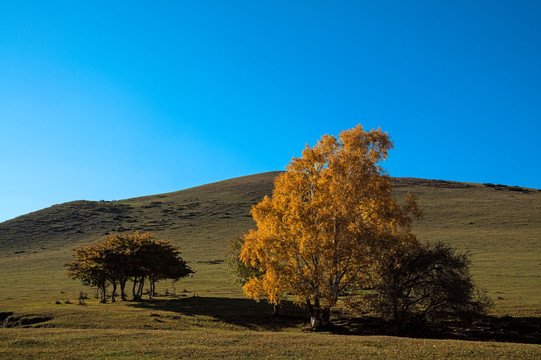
left=391, top=299, right=407, bottom=335
left=395, top=310, right=407, bottom=336
left=322, top=307, right=330, bottom=327
left=310, top=314, right=322, bottom=329
left=307, top=299, right=329, bottom=330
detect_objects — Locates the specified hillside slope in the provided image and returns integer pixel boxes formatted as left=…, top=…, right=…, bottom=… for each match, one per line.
left=0, top=171, right=280, bottom=258
left=0, top=172, right=540, bottom=315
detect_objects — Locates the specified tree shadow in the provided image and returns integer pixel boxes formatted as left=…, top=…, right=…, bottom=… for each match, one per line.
left=328, top=314, right=541, bottom=344
left=128, top=297, right=541, bottom=344
left=128, top=296, right=307, bottom=331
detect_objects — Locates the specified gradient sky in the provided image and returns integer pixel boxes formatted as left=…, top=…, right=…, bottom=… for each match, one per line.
left=1, top=1, right=540, bottom=222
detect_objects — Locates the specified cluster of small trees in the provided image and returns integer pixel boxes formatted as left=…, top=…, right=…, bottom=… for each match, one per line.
left=65, top=232, right=193, bottom=302
left=230, top=125, right=490, bottom=331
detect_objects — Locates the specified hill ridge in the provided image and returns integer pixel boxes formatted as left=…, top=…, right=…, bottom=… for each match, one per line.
left=4, top=172, right=537, bottom=227
left=1, top=172, right=538, bottom=256
left=0, top=171, right=281, bottom=254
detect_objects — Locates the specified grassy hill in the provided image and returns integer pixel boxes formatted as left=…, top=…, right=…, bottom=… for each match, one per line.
left=1, top=172, right=540, bottom=359
left=1, top=172, right=539, bottom=313
left=0, top=171, right=280, bottom=256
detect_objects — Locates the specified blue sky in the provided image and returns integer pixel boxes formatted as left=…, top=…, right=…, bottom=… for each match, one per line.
left=1, top=1, right=540, bottom=222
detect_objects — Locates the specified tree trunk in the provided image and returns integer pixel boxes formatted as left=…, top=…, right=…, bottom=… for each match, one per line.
left=111, top=281, right=117, bottom=302
left=307, top=299, right=327, bottom=330
left=132, top=278, right=138, bottom=300
left=392, top=301, right=400, bottom=335
left=149, top=278, right=156, bottom=299
left=100, top=282, right=107, bottom=303
left=136, top=278, right=145, bottom=300
left=391, top=304, right=407, bottom=336
left=120, top=279, right=127, bottom=301
left=321, top=307, right=330, bottom=327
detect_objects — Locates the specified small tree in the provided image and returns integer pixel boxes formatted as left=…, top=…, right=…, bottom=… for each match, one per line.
left=143, top=239, right=192, bottom=298
left=358, top=242, right=491, bottom=335
left=227, top=237, right=282, bottom=313
left=65, top=243, right=109, bottom=303
left=226, top=237, right=263, bottom=286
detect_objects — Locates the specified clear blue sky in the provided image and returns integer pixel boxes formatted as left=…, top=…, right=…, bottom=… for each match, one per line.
left=1, top=1, right=540, bottom=222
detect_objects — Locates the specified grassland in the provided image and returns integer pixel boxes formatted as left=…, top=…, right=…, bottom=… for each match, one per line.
left=1, top=172, right=540, bottom=358
left=3, top=328, right=540, bottom=360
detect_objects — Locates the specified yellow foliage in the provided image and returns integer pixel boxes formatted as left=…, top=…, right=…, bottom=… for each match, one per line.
left=240, top=125, right=421, bottom=309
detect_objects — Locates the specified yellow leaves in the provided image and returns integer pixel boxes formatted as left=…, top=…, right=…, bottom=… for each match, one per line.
left=240, top=124, right=420, bottom=309
left=404, top=192, right=423, bottom=219
left=242, top=268, right=290, bottom=305
left=242, top=278, right=267, bottom=302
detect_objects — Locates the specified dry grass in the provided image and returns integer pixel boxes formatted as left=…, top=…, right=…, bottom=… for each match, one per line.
left=1, top=328, right=540, bottom=360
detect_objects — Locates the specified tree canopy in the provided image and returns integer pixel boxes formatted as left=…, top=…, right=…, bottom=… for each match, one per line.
left=66, top=232, right=193, bottom=302
left=363, top=242, right=492, bottom=334
left=239, top=125, right=422, bottom=329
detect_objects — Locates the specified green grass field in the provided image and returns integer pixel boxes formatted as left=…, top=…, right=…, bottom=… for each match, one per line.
left=1, top=172, right=540, bottom=358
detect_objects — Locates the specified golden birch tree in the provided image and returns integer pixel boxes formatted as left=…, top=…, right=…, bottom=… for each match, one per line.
left=239, top=124, right=421, bottom=329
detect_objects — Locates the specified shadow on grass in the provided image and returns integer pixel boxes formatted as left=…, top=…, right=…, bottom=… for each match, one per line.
left=329, top=315, right=541, bottom=344
left=128, top=297, right=540, bottom=343
left=1, top=312, right=53, bottom=328
left=128, top=296, right=308, bottom=331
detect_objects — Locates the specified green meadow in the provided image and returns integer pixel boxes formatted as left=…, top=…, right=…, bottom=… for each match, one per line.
left=1, top=172, right=540, bottom=359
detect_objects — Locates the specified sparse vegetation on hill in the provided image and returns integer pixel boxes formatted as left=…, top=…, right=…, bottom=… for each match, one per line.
left=0, top=171, right=280, bottom=256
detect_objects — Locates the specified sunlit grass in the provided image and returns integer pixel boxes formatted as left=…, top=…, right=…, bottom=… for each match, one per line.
left=1, top=328, right=540, bottom=360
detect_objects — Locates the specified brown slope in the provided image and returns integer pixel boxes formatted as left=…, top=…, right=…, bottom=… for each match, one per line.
left=0, top=171, right=280, bottom=257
